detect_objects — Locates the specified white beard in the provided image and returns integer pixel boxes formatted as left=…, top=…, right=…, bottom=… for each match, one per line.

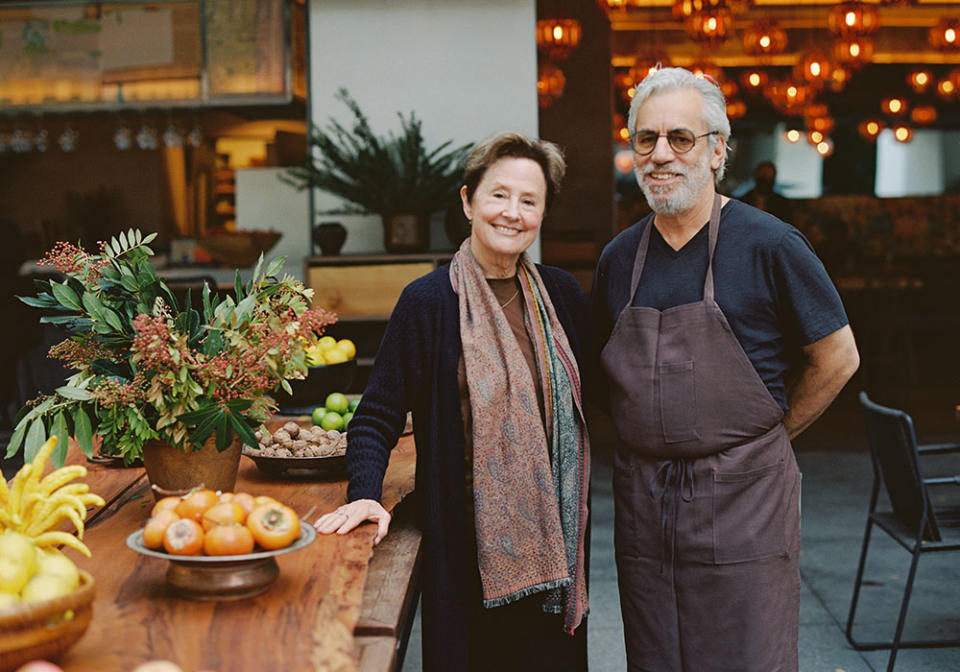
left=635, top=154, right=713, bottom=215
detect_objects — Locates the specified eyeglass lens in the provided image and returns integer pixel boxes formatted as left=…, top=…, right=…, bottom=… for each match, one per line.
left=633, top=130, right=697, bottom=154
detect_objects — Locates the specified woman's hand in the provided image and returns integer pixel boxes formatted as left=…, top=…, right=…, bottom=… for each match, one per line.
left=313, top=499, right=392, bottom=545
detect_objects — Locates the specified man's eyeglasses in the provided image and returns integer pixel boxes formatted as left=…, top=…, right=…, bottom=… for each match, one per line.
left=630, top=129, right=719, bottom=156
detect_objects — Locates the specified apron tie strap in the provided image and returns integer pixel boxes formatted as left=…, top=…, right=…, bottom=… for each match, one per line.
left=650, top=459, right=695, bottom=572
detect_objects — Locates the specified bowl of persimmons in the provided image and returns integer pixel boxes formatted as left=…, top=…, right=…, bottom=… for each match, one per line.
left=125, top=489, right=315, bottom=600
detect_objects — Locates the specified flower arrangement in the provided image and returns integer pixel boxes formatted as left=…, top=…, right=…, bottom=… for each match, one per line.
left=5, top=230, right=336, bottom=467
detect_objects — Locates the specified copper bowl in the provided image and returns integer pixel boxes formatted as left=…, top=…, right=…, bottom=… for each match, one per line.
left=0, top=570, right=95, bottom=672
left=126, top=525, right=316, bottom=601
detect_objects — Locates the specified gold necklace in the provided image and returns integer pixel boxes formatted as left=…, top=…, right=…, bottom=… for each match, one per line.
left=499, top=288, right=520, bottom=309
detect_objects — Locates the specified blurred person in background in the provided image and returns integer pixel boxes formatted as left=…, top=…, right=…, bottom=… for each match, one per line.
left=316, top=132, right=591, bottom=671
left=741, top=160, right=793, bottom=224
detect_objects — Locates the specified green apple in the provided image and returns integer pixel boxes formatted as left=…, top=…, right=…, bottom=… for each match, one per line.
left=342, top=412, right=354, bottom=429
left=325, top=392, right=349, bottom=414
left=311, top=407, right=327, bottom=425
left=348, top=398, right=361, bottom=413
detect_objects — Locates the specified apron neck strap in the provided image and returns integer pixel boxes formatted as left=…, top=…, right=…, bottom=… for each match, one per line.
left=629, top=193, right=724, bottom=303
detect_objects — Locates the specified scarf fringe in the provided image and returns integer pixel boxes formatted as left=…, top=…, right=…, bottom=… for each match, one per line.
left=481, top=576, right=572, bottom=610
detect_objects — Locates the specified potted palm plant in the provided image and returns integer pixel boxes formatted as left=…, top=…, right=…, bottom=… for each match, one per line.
left=282, top=88, right=473, bottom=253
left=6, top=230, right=336, bottom=494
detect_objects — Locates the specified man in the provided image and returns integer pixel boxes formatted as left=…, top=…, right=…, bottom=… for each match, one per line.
left=741, top=160, right=794, bottom=223
left=592, top=67, right=859, bottom=672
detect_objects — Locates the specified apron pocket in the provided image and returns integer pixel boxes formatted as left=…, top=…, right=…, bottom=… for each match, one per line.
left=712, top=461, right=786, bottom=564
left=659, top=360, right=699, bottom=444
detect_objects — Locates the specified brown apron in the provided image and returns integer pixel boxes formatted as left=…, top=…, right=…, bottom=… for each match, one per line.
left=601, top=195, right=801, bottom=672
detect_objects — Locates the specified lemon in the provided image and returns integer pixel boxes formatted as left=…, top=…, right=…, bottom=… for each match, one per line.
left=317, top=336, right=337, bottom=351
left=21, top=573, right=74, bottom=603
left=320, top=411, right=344, bottom=431
left=335, top=339, right=357, bottom=360
left=0, top=530, right=37, bottom=577
left=323, top=348, right=349, bottom=365
left=0, top=558, right=31, bottom=594
left=36, top=551, right=79, bottom=591
left=305, top=345, right=325, bottom=367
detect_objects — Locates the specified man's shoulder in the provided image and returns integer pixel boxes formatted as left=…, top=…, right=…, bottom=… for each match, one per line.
left=724, top=198, right=796, bottom=245
left=599, top=218, right=648, bottom=266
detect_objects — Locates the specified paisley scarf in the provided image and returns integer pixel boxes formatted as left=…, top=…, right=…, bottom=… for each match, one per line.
left=450, top=237, right=589, bottom=634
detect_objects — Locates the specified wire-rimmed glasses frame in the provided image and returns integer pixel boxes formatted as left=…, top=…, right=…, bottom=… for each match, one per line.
left=630, top=129, right=719, bottom=156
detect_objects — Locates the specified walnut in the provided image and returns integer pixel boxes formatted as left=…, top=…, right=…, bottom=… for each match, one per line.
left=317, top=442, right=337, bottom=457
left=273, top=429, right=291, bottom=444
left=254, top=430, right=263, bottom=441
left=326, top=429, right=341, bottom=442
left=261, top=446, right=278, bottom=457
left=276, top=447, right=293, bottom=458
left=292, top=439, right=308, bottom=453
left=283, top=421, right=301, bottom=438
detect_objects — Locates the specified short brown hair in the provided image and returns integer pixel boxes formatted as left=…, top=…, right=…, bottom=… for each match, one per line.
left=462, top=132, right=566, bottom=210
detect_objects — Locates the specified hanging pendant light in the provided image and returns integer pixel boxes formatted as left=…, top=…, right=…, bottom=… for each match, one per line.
left=537, top=63, right=567, bottom=108
left=742, top=20, right=788, bottom=56
left=685, top=6, right=733, bottom=48
left=858, top=118, right=884, bottom=141
left=906, top=68, right=934, bottom=93
left=910, top=105, right=937, bottom=125
left=832, top=37, right=874, bottom=69
left=881, top=96, right=909, bottom=116
left=815, top=138, right=835, bottom=157
left=892, top=123, right=913, bottom=143
left=795, top=50, right=834, bottom=87
left=936, top=77, right=957, bottom=99
left=783, top=128, right=803, bottom=144
left=536, top=18, right=582, bottom=61
left=929, top=19, right=960, bottom=52
left=741, top=68, right=769, bottom=92
left=828, top=2, right=879, bottom=37
left=828, top=65, right=852, bottom=92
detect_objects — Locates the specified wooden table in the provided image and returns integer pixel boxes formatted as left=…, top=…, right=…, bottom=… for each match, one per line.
left=52, top=436, right=419, bottom=672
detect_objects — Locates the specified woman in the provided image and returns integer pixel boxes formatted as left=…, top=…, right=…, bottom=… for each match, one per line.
left=314, top=132, right=590, bottom=671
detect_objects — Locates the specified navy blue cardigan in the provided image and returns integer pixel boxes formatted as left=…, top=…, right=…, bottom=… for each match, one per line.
left=346, top=263, right=588, bottom=671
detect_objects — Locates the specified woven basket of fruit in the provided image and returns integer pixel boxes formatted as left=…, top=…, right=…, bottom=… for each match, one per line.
left=0, top=569, right=95, bottom=672
left=199, top=229, right=282, bottom=268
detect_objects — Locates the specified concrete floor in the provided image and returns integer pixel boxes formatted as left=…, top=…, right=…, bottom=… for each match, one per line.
left=401, top=387, right=960, bottom=671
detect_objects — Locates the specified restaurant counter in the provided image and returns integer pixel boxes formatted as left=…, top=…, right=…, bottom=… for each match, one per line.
left=55, top=436, right=419, bottom=672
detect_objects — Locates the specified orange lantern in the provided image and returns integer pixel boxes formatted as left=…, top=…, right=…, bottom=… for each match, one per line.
left=907, top=69, right=934, bottom=93
left=673, top=0, right=726, bottom=21
left=686, top=7, right=733, bottom=47
left=936, top=77, right=957, bottom=99
left=815, top=138, right=835, bottom=157
left=881, top=96, right=908, bottom=116
left=537, top=63, right=567, bottom=108
left=828, top=65, right=851, bottom=92
left=807, top=129, right=825, bottom=146
left=892, top=124, right=913, bottom=143
left=536, top=18, right=582, bottom=61
left=832, top=36, right=874, bottom=68
left=726, top=99, right=747, bottom=120
left=795, top=50, right=834, bottom=86
left=929, top=18, right=960, bottom=51
left=807, top=116, right=836, bottom=135
left=742, top=20, right=788, bottom=56
left=857, top=118, right=884, bottom=141
left=741, top=69, right=769, bottom=91
left=784, top=128, right=803, bottom=144
left=828, top=2, right=879, bottom=37
left=910, top=105, right=937, bottom=125
left=720, top=79, right=739, bottom=99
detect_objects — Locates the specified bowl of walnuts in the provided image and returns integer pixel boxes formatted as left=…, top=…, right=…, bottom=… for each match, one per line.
left=243, top=418, right=347, bottom=478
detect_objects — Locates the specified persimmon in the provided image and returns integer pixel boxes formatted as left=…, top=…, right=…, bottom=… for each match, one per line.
left=231, top=492, right=256, bottom=518
left=163, top=518, right=204, bottom=555
left=143, top=509, right=181, bottom=549
left=252, top=495, right=280, bottom=508
left=151, top=496, right=181, bottom=517
left=201, top=501, right=246, bottom=531
left=174, top=489, right=219, bottom=522
left=246, top=503, right=301, bottom=550
left=204, top=524, right=255, bottom=556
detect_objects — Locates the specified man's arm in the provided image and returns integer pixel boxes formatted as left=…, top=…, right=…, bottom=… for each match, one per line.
left=783, top=324, right=860, bottom=439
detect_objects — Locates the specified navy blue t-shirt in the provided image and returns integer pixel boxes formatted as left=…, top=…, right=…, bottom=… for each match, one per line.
left=592, top=198, right=848, bottom=411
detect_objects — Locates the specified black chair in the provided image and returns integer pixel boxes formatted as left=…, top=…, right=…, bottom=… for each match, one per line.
left=846, top=391, right=960, bottom=671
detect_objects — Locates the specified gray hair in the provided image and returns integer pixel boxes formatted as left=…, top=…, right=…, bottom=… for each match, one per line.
left=627, top=66, right=732, bottom=183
